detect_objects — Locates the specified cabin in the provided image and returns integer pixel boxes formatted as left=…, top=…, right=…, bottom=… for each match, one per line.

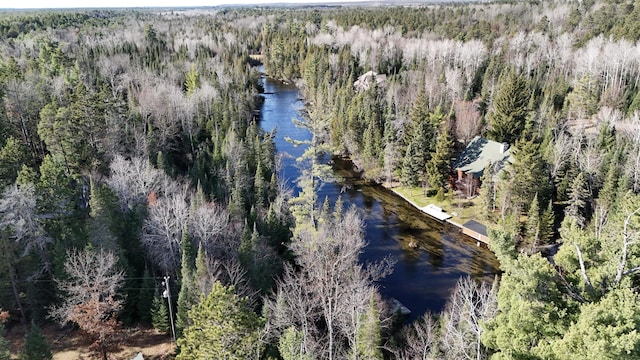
left=462, top=219, right=490, bottom=245
left=453, top=136, right=513, bottom=196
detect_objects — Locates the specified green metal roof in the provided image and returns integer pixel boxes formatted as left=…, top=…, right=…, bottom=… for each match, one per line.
left=454, top=136, right=513, bottom=177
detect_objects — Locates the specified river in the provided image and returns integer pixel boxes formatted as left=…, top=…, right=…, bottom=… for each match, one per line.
left=259, top=76, right=499, bottom=321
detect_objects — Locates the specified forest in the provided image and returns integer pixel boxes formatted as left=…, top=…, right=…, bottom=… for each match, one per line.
left=0, top=0, right=640, bottom=359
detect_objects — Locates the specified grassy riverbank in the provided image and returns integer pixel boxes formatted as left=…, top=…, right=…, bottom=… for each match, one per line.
left=390, top=186, right=481, bottom=224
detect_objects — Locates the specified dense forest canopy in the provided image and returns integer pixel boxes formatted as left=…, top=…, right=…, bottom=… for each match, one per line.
left=0, top=0, right=640, bottom=358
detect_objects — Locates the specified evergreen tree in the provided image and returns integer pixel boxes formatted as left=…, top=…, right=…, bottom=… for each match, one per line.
left=254, top=161, right=267, bottom=208
left=37, top=155, right=75, bottom=217
left=191, top=181, right=207, bottom=210
left=413, top=114, right=438, bottom=166
left=435, top=186, right=446, bottom=202
left=426, top=126, right=453, bottom=191
left=176, top=282, right=264, bottom=360
left=184, top=66, right=200, bottom=97
left=352, top=294, right=383, bottom=360
left=482, top=254, right=571, bottom=358
left=597, top=121, right=616, bottom=153
left=20, top=322, right=52, bottom=360
left=487, top=68, right=529, bottom=144
left=88, top=177, right=119, bottom=252
left=598, top=161, right=619, bottom=212
left=526, top=193, right=541, bottom=247
left=539, top=200, right=555, bottom=245
left=565, top=172, right=590, bottom=228
left=507, top=139, right=551, bottom=214
left=319, top=196, right=332, bottom=225
left=556, top=161, right=579, bottom=203
left=239, top=221, right=254, bottom=268
left=362, top=114, right=383, bottom=171
left=479, top=161, right=495, bottom=221
left=156, top=151, right=169, bottom=175
left=176, top=228, right=197, bottom=336
left=151, top=294, right=170, bottom=334
left=567, top=73, right=599, bottom=120
left=552, top=288, right=640, bottom=359
left=0, top=334, right=8, bottom=360
left=410, top=90, right=430, bottom=131
left=400, top=142, right=422, bottom=187
left=333, top=196, right=344, bottom=223
left=627, top=88, right=640, bottom=116
left=137, top=266, right=155, bottom=325
left=265, top=204, right=291, bottom=253
left=194, top=242, right=210, bottom=294
left=0, top=137, right=27, bottom=189
left=278, top=326, right=313, bottom=360
left=523, top=91, right=539, bottom=140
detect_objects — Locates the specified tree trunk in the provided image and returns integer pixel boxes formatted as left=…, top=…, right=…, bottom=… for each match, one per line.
left=9, top=266, right=27, bottom=325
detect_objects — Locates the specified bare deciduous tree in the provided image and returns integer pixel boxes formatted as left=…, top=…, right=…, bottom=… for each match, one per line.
left=0, top=183, right=52, bottom=324
left=576, top=136, right=604, bottom=191
left=394, top=312, right=438, bottom=360
left=547, top=131, right=572, bottom=180
left=49, top=248, right=124, bottom=360
left=142, top=190, right=189, bottom=274
left=266, top=265, right=321, bottom=357
left=614, top=206, right=640, bottom=285
left=190, top=202, right=228, bottom=248
left=266, top=207, right=392, bottom=360
left=106, top=155, right=177, bottom=211
left=440, top=276, right=498, bottom=360
left=207, top=257, right=258, bottom=306
left=454, top=100, right=482, bottom=146
left=97, top=54, right=131, bottom=99
left=0, top=183, right=51, bottom=263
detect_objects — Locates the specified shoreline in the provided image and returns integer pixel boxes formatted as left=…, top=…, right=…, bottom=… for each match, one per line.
left=383, top=184, right=464, bottom=229
left=382, top=183, right=494, bottom=247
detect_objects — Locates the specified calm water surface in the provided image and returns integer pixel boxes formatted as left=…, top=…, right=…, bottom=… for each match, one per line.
left=259, top=76, right=499, bottom=321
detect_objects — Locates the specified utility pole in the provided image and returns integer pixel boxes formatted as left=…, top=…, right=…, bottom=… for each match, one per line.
left=162, top=275, right=177, bottom=342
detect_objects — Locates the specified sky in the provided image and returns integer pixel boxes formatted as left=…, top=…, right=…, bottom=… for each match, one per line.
left=3, top=0, right=366, bottom=9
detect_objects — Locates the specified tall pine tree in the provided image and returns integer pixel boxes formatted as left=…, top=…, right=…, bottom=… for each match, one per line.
left=565, top=172, right=590, bottom=228
left=176, top=227, right=197, bottom=336
left=176, top=282, right=264, bottom=359
left=352, top=294, right=383, bottom=360
left=487, top=68, right=529, bottom=144
left=479, top=161, right=496, bottom=221
left=20, top=322, right=52, bottom=360
left=151, top=294, right=170, bottom=334
left=526, top=193, right=541, bottom=248
left=426, top=126, right=453, bottom=192
left=539, top=200, right=555, bottom=245
left=400, top=142, right=422, bottom=187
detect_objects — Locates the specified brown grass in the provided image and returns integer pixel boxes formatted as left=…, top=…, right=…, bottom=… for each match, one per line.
left=6, top=324, right=175, bottom=360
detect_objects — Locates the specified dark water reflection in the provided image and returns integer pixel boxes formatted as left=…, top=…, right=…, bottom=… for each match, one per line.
left=259, top=76, right=499, bottom=321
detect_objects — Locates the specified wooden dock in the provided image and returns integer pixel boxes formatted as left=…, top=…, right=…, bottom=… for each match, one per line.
left=388, top=188, right=490, bottom=246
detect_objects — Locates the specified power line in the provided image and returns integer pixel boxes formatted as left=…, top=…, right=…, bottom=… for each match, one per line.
left=0, top=276, right=171, bottom=285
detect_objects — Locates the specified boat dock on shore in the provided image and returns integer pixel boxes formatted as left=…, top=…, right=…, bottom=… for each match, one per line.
left=389, top=189, right=490, bottom=246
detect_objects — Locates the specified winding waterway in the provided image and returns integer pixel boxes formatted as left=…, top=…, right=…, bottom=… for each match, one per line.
left=259, top=76, right=499, bottom=321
